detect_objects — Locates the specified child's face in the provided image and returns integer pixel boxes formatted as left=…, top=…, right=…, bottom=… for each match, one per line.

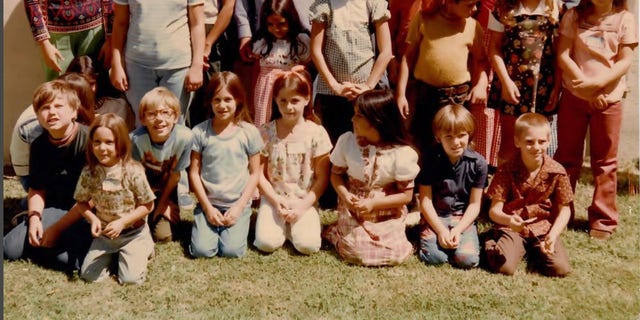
left=92, top=126, right=120, bottom=167
left=275, top=87, right=309, bottom=124
left=211, top=87, right=238, bottom=123
left=445, top=0, right=478, bottom=19
left=351, top=105, right=379, bottom=143
left=141, top=104, right=177, bottom=143
left=514, top=126, right=549, bottom=164
left=267, top=14, right=290, bottom=40
left=36, top=95, right=77, bottom=139
left=436, top=130, right=470, bottom=163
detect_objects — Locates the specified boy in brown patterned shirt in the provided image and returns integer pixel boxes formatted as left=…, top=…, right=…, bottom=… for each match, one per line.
left=484, top=113, right=573, bottom=277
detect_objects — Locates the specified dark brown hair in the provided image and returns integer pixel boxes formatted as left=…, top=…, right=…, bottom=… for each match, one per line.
left=204, top=71, right=252, bottom=123
left=86, top=113, right=132, bottom=171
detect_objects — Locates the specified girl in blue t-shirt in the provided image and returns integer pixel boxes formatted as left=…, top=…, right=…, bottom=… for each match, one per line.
left=188, top=71, right=263, bottom=258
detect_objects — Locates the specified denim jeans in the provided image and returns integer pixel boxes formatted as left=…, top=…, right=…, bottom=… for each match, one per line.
left=189, top=204, right=252, bottom=258
left=124, top=60, right=191, bottom=127
left=419, top=215, right=480, bottom=269
left=3, top=207, right=92, bottom=270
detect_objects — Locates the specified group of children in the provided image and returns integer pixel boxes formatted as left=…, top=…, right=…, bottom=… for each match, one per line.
left=6, top=0, right=636, bottom=284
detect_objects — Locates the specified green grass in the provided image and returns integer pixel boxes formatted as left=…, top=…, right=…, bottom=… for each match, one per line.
left=3, top=171, right=640, bottom=320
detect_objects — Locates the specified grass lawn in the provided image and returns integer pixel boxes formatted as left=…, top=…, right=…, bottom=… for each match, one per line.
left=3, top=169, right=640, bottom=320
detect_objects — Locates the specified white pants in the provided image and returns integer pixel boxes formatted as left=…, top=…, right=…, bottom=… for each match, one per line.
left=81, top=224, right=154, bottom=285
left=253, top=197, right=321, bottom=255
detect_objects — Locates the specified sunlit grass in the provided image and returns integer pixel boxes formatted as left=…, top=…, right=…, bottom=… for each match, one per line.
left=3, top=170, right=639, bottom=319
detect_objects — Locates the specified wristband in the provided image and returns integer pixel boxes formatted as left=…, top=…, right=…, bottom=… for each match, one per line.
left=27, top=211, right=42, bottom=221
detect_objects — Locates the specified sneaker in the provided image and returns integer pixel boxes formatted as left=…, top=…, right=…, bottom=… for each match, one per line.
left=589, top=229, right=612, bottom=241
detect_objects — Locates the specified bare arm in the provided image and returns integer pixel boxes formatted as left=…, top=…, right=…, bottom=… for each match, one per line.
left=185, top=3, right=205, bottom=91
left=110, top=3, right=130, bottom=91
left=205, top=0, right=236, bottom=57
left=488, top=30, right=520, bottom=104
left=419, top=185, right=450, bottom=236
left=224, top=153, right=261, bottom=226
left=453, top=187, right=483, bottom=234
left=189, top=151, right=225, bottom=226
left=396, top=33, right=419, bottom=118
left=363, top=19, right=393, bottom=90
left=468, top=23, right=489, bottom=105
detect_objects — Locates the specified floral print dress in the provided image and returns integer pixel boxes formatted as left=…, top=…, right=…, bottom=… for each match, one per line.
left=489, top=14, right=558, bottom=116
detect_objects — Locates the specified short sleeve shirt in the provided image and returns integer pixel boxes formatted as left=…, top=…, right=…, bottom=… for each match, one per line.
left=559, top=9, right=638, bottom=102
left=30, top=124, right=89, bottom=210
left=192, top=120, right=264, bottom=206
left=309, top=0, right=390, bottom=95
left=406, top=13, right=483, bottom=86
left=131, top=124, right=194, bottom=194
left=330, top=132, right=419, bottom=189
left=418, top=146, right=488, bottom=217
left=74, top=162, right=156, bottom=228
left=114, top=0, right=205, bottom=69
left=487, top=154, right=573, bottom=237
left=261, top=120, right=332, bottom=199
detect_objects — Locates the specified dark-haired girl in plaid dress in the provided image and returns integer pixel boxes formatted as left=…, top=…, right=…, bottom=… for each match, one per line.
left=324, top=90, right=419, bottom=266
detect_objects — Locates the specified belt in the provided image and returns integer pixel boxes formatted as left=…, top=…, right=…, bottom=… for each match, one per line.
left=436, top=83, right=470, bottom=96
left=418, top=81, right=471, bottom=105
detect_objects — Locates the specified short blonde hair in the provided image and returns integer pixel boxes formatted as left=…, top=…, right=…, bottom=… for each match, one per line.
left=514, top=113, right=551, bottom=139
left=138, top=87, right=181, bottom=122
left=32, top=79, right=81, bottom=113
left=432, top=104, right=476, bottom=140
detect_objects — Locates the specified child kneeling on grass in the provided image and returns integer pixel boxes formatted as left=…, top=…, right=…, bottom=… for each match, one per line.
left=131, top=87, right=194, bottom=243
left=324, top=90, right=419, bottom=266
left=75, top=114, right=156, bottom=284
left=484, top=113, right=572, bottom=277
left=418, top=104, right=488, bottom=269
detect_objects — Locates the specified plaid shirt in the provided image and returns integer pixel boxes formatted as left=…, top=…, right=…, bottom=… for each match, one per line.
left=309, top=0, right=390, bottom=95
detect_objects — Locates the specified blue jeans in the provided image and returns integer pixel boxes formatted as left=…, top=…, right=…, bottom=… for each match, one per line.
left=419, top=215, right=480, bottom=269
left=189, top=204, right=251, bottom=258
left=3, top=207, right=92, bottom=270
left=124, top=60, right=191, bottom=127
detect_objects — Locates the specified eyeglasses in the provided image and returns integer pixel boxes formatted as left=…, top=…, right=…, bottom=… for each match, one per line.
left=144, top=109, right=175, bottom=121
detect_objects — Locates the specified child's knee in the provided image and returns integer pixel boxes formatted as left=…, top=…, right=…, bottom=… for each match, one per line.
left=291, top=237, right=321, bottom=255
left=118, top=271, right=146, bottom=285
left=419, top=248, right=449, bottom=265
left=253, top=233, right=285, bottom=253
left=189, top=241, right=218, bottom=258
left=219, top=243, right=247, bottom=258
left=452, top=253, right=479, bottom=269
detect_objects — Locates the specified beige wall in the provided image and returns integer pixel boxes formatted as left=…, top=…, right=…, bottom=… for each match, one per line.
left=3, top=0, right=45, bottom=165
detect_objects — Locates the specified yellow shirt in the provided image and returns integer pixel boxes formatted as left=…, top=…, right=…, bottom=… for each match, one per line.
left=406, top=13, right=484, bottom=87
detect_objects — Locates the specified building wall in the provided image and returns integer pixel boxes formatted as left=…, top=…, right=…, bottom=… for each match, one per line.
left=3, top=0, right=45, bottom=165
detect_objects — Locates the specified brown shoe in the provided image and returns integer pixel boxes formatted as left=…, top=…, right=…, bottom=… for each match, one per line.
left=589, top=229, right=612, bottom=241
